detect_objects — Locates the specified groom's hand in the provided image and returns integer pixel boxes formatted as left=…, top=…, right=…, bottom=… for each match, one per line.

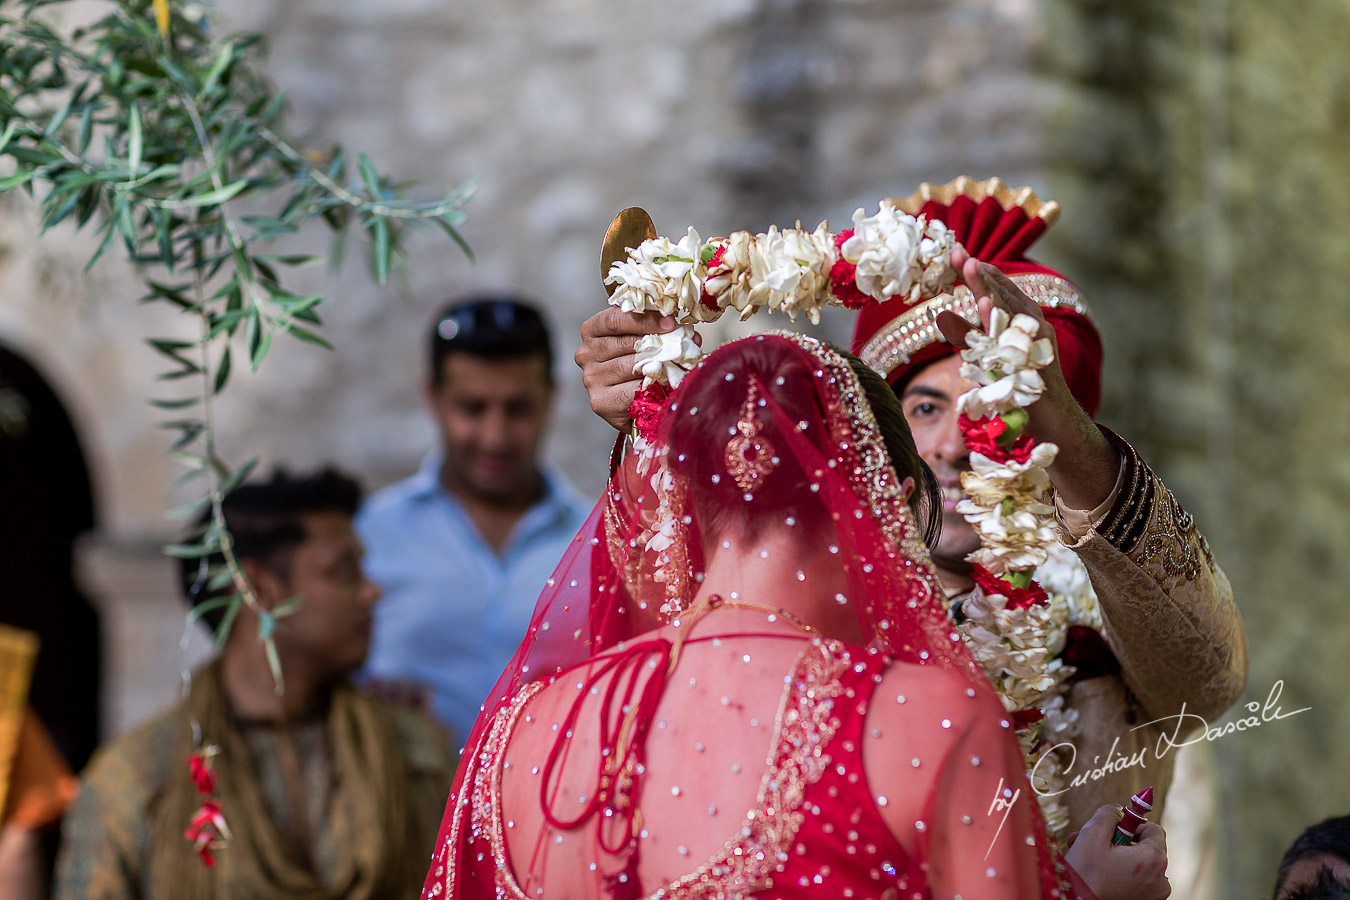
left=575, top=307, right=677, bottom=433
left=1065, top=804, right=1170, bottom=900
left=935, top=248, right=1119, bottom=511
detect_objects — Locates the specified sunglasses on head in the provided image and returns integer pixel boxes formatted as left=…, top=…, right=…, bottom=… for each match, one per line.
left=435, top=300, right=544, bottom=344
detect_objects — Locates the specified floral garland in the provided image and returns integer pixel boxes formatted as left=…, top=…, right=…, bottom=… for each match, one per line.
left=610, top=202, right=961, bottom=611
left=606, top=202, right=1100, bottom=842
left=607, top=201, right=957, bottom=393
left=951, top=308, right=1109, bottom=842
left=184, top=744, right=231, bottom=866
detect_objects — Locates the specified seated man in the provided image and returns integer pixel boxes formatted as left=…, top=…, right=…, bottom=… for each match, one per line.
left=54, top=468, right=458, bottom=900
left=1274, top=816, right=1350, bottom=900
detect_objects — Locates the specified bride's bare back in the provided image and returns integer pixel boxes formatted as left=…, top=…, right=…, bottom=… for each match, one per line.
left=492, top=620, right=1047, bottom=899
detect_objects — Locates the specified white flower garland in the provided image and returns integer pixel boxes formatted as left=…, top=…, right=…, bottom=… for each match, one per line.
left=608, top=202, right=957, bottom=594
left=608, top=226, right=706, bottom=320
left=634, top=326, right=702, bottom=390
left=606, top=201, right=957, bottom=388
left=950, top=307, right=1107, bottom=843
left=841, top=202, right=956, bottom=303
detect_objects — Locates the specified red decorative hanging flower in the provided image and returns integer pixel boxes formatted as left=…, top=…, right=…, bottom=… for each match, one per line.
left=194, top=842, right=216, bottom=868
left=1012, top=707, right=1045, bottom=728
left=184, top=745, right=228, bottom=867
left=628, top=384, right=671, bottom=446
left=829, top=229, right=870, bottom=310
left=187, top=750, right=217, bottom=795
left=970, top=564, right=1049, bottom=610
left=184, top=800, right=231, bottom=868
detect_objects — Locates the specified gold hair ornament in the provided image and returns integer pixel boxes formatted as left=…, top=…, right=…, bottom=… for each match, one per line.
left=724, top=379, right=777, bottom=495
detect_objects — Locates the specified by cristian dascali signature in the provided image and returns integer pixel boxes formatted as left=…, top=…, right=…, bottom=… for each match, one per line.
left=1030, top=679, right=1309, bottom=798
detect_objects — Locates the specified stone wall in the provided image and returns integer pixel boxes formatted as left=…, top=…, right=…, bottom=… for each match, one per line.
left=0, top=0, right=1058, bottom=751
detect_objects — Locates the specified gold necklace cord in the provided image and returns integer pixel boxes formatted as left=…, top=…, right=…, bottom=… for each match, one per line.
left=701, top=595, right=821, bottom=637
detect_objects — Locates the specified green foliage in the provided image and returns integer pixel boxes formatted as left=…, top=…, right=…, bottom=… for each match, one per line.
left=0, top=0, right=473, bottom=691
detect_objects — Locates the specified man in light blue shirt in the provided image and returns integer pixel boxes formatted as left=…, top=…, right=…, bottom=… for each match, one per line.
left=357, top=296, right=591, bottom=741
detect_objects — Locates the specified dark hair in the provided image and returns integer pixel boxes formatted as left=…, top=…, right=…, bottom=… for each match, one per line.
left=1282, top=867, right=1350, bottom=900
left=179, top=467, right=363, bottom=631
left=849, top=357, right=942, bottom=547
left=428, top=294, right=553, bottom=385
left=664, top=336, right=940, bottom=547
left=1277, top=817, right=1350, bottom=900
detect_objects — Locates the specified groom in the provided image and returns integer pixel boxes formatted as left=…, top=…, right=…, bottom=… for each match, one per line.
left=573, top=177, right=1247, bottom=833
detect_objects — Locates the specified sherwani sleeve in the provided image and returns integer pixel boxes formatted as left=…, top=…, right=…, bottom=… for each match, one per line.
left=53, top=772, right=144, bottom=900
left=1053, top=427, right=1248, bottom=724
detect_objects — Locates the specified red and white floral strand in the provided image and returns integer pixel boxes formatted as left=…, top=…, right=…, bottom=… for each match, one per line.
left=606, top=201, right=957, bottom=392
left=952, top=308, right=1098, bottom=841
left=184, top=744, right=231, bottom=867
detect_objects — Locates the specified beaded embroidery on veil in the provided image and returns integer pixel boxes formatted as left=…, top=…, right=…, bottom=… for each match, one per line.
left=421, top=333, right=1090, bottom=899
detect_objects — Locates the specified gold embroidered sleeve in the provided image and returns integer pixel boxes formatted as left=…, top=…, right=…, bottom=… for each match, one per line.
left=52, top=715, right=179, bottom=900
left=1064, top=427, right=1248, bottom=724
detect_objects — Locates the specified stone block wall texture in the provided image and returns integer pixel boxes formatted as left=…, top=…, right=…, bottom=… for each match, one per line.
left=0, top=0, right=1057, bottom=734
left=1, top=0, right=1055, bottom=536
left=1042, top=0, right=1350, bottom=894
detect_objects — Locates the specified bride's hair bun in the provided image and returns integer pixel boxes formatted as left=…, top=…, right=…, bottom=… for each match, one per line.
left=664, top=335, right=939, bottom=548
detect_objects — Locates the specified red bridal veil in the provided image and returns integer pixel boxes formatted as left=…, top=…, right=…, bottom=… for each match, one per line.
left=421, top=332, right=1093, bottom=899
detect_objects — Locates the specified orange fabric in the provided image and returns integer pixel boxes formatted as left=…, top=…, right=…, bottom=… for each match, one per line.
left=2, top=709, right=77, bottom=828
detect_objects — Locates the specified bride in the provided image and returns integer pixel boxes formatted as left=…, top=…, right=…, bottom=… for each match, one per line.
left=420, top=332, right=1167, bottom=899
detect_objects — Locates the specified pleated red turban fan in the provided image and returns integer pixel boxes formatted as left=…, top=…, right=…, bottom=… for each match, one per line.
left=849, top=177, right=1104, bottom=417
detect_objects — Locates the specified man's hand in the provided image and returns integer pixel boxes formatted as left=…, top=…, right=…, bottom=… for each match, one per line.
left=575, top=307, right=678, bottom=433
left=1064, top=804, right=1170, bottom=900
left=935, top=248, right=1119, bottom=511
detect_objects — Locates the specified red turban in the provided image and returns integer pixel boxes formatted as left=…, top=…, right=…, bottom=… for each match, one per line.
left=849, top=177, right=1104, bottom=418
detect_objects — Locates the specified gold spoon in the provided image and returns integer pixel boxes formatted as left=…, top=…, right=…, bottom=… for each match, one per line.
left=600, top=207, right=657, bottom=297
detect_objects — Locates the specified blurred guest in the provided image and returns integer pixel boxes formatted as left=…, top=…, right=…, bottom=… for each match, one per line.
left=0, top=713, right=79, bottom=900
left=358, top=296, right=590, bottom=739
left=0, top=345, right=102, bottom=776
left=54, top=468, right=457, bottom=900
left=1, top=346, right=103, bottom=894
left=1275, top=815, right=1350, bottom=900
left=0, top=825, right=42, bottom=900
left=1, top=625, right=78, bottom=900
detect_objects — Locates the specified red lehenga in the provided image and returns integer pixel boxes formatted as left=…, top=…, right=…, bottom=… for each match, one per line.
left=422, top=333, right=1094, bottom=899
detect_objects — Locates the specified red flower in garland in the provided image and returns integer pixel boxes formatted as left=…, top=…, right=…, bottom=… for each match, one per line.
left=628, top=384, right=671, bottom=446
left=184, top=800, right=231, bottom=868
left=699, top=245, right=726, bottom=313
left=970, top=564, right=1048, bottom=610
left=828, top=229, right=870, bottom=310
left=959, top=413, right=1005, bottom=457
left=187, top=750, right=217, bottom=795
left=958, top=413, right=1037, bottom=464
left=1012, top=707, right=1045, bottom=728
